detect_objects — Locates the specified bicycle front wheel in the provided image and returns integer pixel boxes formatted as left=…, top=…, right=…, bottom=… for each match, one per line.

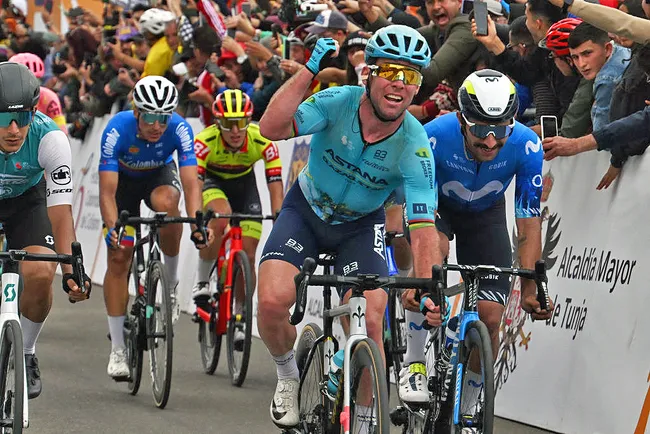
left=452, top=320, right=494, bottom=434
left=348, top=339, right=390, bottom=434
left=387, top=288, right=407, bottom=390
left=0, top=320, right=24, bottom=434
left=146, top=261, right=173, bottom=409
left=126, top=260, right=144, bottom=395
left=296, top=323, right=332, bottom=434
left=226, top=250, right=253, bottom=387
left=199, top=261, right=222, bottom=375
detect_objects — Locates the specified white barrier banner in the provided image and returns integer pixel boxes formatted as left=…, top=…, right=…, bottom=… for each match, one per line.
left=494, top=150, right=650, bottom=434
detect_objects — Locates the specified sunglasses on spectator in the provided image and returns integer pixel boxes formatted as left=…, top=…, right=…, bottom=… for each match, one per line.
left=0, top=111, right=34, bottom=128
left=506, top=41, right=530, bottom=50
left=139, top=113, right=172, bottom=125
left=462, top=114, right=514, bottom=140
left=368, top=64, right=423, bottom=86
left=217, top=117, right=251, bottom=131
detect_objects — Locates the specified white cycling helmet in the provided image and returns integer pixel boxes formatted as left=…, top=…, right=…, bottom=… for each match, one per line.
left=133, top=75, right=178, bottom=114
left=138, top=8, right=175, bottom=36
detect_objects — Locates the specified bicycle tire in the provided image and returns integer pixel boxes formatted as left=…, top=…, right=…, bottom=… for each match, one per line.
left=449, top=320, right=494, bottom=434
left=199, top=261, right=222, bottom=375
left=347, top=339, right=390, bottom=434
left=126, top=260, right=143, bottom=396
left=226, top=250, right=253, bottom=387
left=146, top=261, right=173, bottom=409
left=295, top=323, right=333, bottom=434
left=388, top=288, right=407, bottom=391
left=0, top=320, right=24, bottom=434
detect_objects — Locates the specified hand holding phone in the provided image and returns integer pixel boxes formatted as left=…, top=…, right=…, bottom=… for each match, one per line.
left=283, top=39, right=292, bottom=60
left=473, top=0, right=489, bottom=37
left=540, top=116, right=558, bottom=140
left=241, top=1, right=251, bottom=16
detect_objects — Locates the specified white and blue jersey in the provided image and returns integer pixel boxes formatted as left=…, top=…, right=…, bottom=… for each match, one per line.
left=293, top=86, right=437, bottom=226
left=424, top=113, right=543, bottom=218
left=99, top=111, right=196, bottom=177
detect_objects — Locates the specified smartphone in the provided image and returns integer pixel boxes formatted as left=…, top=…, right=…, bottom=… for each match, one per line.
left=206, top=61, right=225, bottom=78
left=227, top=27, right=237, bottom=38
left=540, top=115, right=558, bottom=140
left=241, top=1, right=251, bottom=16
left=172, top=62, right=189, bottom=76
left=473, top=0, right=489, bottom=36
left=283, top=39, right=291, bottom=60
left=461, top=0, right=474, bottom=15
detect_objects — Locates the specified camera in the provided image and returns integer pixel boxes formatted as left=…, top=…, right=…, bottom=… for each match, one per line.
left=278, top=0, right=322, bottom=28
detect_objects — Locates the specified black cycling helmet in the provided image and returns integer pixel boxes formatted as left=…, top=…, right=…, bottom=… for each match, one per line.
left=0, top=62, right=40, bottom=112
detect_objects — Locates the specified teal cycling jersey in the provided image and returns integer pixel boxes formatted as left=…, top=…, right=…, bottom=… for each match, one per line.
left=424, top=112, right=543, bottom=218
left=293, top=86, right=437, bottom=225
left=0, top=111, right=73, bottom=206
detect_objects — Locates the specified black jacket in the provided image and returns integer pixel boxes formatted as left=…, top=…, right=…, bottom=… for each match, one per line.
left=593, top=106, right=650, bottom=167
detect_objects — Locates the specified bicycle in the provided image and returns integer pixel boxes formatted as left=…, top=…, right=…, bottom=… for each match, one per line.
left=193, top=213, right=274, bottom=387
left=390, top=261, right=550, bottom=434
left=0, top=242, right=89, bottom=433
left=114, top=210, right=210, bottom=409
left=287, top=256, right=440, bottom=434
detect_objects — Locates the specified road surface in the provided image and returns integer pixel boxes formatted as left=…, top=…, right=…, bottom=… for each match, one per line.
left=28, top=288, right=557, bottom=433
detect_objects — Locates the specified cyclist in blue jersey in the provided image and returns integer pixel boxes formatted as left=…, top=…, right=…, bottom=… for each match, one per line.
left=0, top=62, right=90, bottom=400
left=99, top=76, right=212, bottom=380
left=257, top=25, right=445, bottom=429
left=400, top=70, right=554, bottom=415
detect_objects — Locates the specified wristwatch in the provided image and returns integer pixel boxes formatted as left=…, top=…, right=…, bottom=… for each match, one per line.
left=236, top=54, right=248, bottom=65
left=562, top=0, right=574, bottom=15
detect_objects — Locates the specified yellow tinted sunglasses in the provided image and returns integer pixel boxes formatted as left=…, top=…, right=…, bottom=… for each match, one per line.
left=217, top=117, right=251, bottom=131
left=369, top=63, right=423, bottom=86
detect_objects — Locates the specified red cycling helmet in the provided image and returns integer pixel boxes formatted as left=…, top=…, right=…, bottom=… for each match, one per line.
left=544, top=18, right=583, bottom=58
left=9, top=52, right=45, bottom=79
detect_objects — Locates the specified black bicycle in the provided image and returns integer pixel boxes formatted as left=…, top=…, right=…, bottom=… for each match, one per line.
left=114, top=210, right=210, bottom=409
left=390, top=261, right=550, bottom=434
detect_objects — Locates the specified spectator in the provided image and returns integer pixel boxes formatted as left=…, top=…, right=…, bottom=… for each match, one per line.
left=9, top=23, right=48, bottom=60
left=191, top=25, right=223, bottom=126
left=305, top=10, right=351, bottom=84
left=486, top=0, right=509, bottom=24
left=542, top=17, right=594, bottom=137
left=507, top=16, right=535, bottom=120
left=340, top=31, right=369, bottom=86
left=473, top=0, right=580, bottom=134
left=139, top=8, right=178, bottom=77
left=567, top=22, right=631, bottom=132
left=216, top=40, right=255, bottom=95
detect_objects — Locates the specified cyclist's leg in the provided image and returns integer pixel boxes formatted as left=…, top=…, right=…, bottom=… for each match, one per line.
left=146, top=163, right=182, bottom=288
left=454, top=198, right=511, bottom=410
left=103, top=174, right=139, bottom=378
left=385, top=187, right=412, bottom=275
left=193, top=177, right=231, bottom=301
left=258, top=185, right=319, bottom=427
left=2, top=183, right=57, bottom=398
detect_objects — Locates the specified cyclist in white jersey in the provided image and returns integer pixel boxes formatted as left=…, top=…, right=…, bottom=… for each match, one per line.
left=0, top=61, right=90, bottom=400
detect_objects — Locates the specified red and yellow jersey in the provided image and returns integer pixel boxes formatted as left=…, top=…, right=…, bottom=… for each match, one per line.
left=194, top=123, right=282, bottom=183
left=38, top=87, right=67, bottom=134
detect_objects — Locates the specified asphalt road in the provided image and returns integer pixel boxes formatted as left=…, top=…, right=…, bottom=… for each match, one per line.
left=27, top=288, right=556, bottom=434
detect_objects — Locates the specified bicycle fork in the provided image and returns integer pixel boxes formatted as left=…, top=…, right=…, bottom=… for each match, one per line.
left=0, top=269, right=28, bottom=428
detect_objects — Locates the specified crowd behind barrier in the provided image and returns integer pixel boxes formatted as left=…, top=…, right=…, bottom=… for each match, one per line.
left=3, top=0, right=650, bottom=432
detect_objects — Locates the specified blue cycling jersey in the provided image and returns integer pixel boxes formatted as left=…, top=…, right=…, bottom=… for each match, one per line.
left=424, top=113, right=543, bottom=218
left=99, top=111, right=196, bottom=177
left=293, top=86, right=437, bottom=226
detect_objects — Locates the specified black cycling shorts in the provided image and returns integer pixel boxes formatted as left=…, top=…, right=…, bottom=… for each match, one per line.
left=0, top=178, right=55, bottom=250
left=116, top=162, right=181, bottom=217
left=436, top=197, right=512, bottom=305
left=202, top=170, right=262, bottom=215
left=260, top=183, right=388, bottom=298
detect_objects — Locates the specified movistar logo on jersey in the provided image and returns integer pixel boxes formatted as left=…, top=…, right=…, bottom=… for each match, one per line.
left=415, top=148, right=431, bottom=158
left=323, top=149, right=388, bottom=189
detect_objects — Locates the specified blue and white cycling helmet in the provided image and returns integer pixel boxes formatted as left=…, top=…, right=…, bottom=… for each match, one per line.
left=365, top=25, right=431, bottom=69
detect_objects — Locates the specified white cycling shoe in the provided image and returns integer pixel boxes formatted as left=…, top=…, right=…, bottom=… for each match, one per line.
left=270, top=378, right=300, bottom=428
left=107, top=348, right=129, bottom=378
left=398, top=362, right=429, bottom=403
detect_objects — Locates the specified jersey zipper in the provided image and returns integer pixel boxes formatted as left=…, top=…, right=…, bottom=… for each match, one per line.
left=1, top=154, right=7, bottom=199
left=469, top=160, right=481, bottom=211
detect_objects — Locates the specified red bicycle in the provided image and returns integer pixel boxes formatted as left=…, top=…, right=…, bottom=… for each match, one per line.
left=193, top=213, right=274, bottom=386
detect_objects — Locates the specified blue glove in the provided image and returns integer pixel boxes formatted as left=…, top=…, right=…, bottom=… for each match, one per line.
left=104, top=227, right=117, bottom=249
left=305, top=38, right=339, bottom=76
left=420, top=295, right=451, bottom=326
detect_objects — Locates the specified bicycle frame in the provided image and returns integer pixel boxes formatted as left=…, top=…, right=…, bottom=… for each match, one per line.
left=0, top=260, right=28, bottom=429
left=130, top=220, right=164, bottom=298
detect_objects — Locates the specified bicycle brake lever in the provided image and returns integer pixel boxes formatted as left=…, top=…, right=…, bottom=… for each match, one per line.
left=289, top=257, right=317, bottom=326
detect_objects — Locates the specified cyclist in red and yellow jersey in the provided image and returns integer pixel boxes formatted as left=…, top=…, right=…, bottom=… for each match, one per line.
left=192, top=90, right=284, bottom=329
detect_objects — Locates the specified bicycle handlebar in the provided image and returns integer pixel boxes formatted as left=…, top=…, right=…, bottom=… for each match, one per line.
left=0, top=241, right=90, bottom=302
left=289, top=257, right=437, bottom=326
